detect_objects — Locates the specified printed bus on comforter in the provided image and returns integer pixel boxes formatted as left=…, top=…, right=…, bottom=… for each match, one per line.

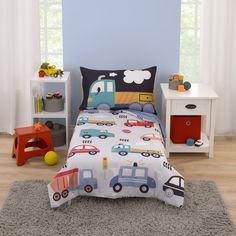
left=48, top=110, right=184, bottom=208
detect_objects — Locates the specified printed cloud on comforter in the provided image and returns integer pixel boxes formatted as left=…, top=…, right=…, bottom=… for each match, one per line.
left=48, top=110, right=184, bottom=208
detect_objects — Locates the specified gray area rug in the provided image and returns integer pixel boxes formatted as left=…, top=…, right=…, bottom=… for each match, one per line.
left=0, top=180, right=235, bottom=236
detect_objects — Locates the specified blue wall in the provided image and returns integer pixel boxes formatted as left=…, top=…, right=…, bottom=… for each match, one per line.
left=63, top=0, right=181, bottom=122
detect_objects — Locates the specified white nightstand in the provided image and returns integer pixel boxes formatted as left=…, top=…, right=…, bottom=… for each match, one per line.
left=30, top=72, right=71, bottom=148
left=160, top=83, right=218, bottom=158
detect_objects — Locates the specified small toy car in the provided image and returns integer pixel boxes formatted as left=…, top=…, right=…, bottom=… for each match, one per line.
left=195, top=140, right=203, bottom=147
left=39, top=62, right=63, bottom=78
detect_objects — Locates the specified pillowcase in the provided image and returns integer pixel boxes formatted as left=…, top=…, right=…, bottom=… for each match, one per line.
left=80, top=66, right=157, bottom=113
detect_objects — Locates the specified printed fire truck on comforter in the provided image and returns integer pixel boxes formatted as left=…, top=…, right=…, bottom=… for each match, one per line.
left=48, top=110, right=184, bottom=208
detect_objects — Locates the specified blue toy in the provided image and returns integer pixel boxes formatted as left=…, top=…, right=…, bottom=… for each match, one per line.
left=186, top=138, right=195, bottom=146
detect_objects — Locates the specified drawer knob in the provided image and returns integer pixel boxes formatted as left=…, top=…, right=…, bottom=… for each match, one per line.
left=185, top=104, right=197, bottom=109
left=186, top=121, right=191, bottom=126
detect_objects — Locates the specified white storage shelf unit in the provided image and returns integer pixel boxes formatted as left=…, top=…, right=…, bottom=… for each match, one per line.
left=30, top=72, right=71, bottom=148
left=160, top=83, right=218, bottom=158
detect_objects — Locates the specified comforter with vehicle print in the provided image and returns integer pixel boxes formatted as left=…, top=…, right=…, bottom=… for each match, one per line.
left=48, top=109, right=184, bottom=208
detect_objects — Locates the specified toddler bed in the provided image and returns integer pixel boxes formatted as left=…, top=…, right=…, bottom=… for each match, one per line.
left=48, top=66, right=184, bottom=208
left=48, top=109, right=184, bottom=208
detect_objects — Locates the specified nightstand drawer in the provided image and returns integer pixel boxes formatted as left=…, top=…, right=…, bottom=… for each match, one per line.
left=171, top=99, right=211, bottom=115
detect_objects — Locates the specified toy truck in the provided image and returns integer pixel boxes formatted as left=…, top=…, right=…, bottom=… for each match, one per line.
left=39, top=62, right=63, bottom=78
left=50, top=168, right=97, bottom=201
left=110, top=162, right=156, bottom=193
left=112, top=144, right=162, bottom=158
left=124, top=120, right=154, bottom=128
left=77, top=117, right=116, bottom=126
left=87, top=76, right=154, bottom=112
left=80, top=129, right=115, bottom=139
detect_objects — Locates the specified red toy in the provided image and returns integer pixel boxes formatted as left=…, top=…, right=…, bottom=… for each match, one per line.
left=38, top=71, right=46, bottom=77
left=170, top=116, right=201, bottom=144
left=12, top=125, right=54, bottom=166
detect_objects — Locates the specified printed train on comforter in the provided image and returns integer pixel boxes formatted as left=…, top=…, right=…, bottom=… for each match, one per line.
left=48, top=110, right=184, bottom=208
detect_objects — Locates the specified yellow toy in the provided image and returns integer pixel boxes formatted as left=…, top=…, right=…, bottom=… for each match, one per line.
left=39, top=62, right=63, bottom=78
left=44, top=151, right=58, bottom=165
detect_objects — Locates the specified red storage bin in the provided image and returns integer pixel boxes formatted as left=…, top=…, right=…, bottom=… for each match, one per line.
left=170, top=116, right=201, bottom=144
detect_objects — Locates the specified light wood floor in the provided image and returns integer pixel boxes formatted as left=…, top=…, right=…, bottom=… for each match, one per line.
left=0, top=134, right=236, bottom=225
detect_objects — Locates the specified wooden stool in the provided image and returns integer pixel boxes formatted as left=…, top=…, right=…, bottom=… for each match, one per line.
left=12, top=125, right=54, bottom=166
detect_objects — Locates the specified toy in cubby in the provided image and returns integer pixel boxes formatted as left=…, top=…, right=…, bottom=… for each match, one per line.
left=168, top=74, right=191, bottom=92
left=45, top=120, right=66, bottom=147
left=44, top=92, right=64, bottom=112
left=186, top=138, right=204, bottom=147
left=186, top=138, right=195, bottom=146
